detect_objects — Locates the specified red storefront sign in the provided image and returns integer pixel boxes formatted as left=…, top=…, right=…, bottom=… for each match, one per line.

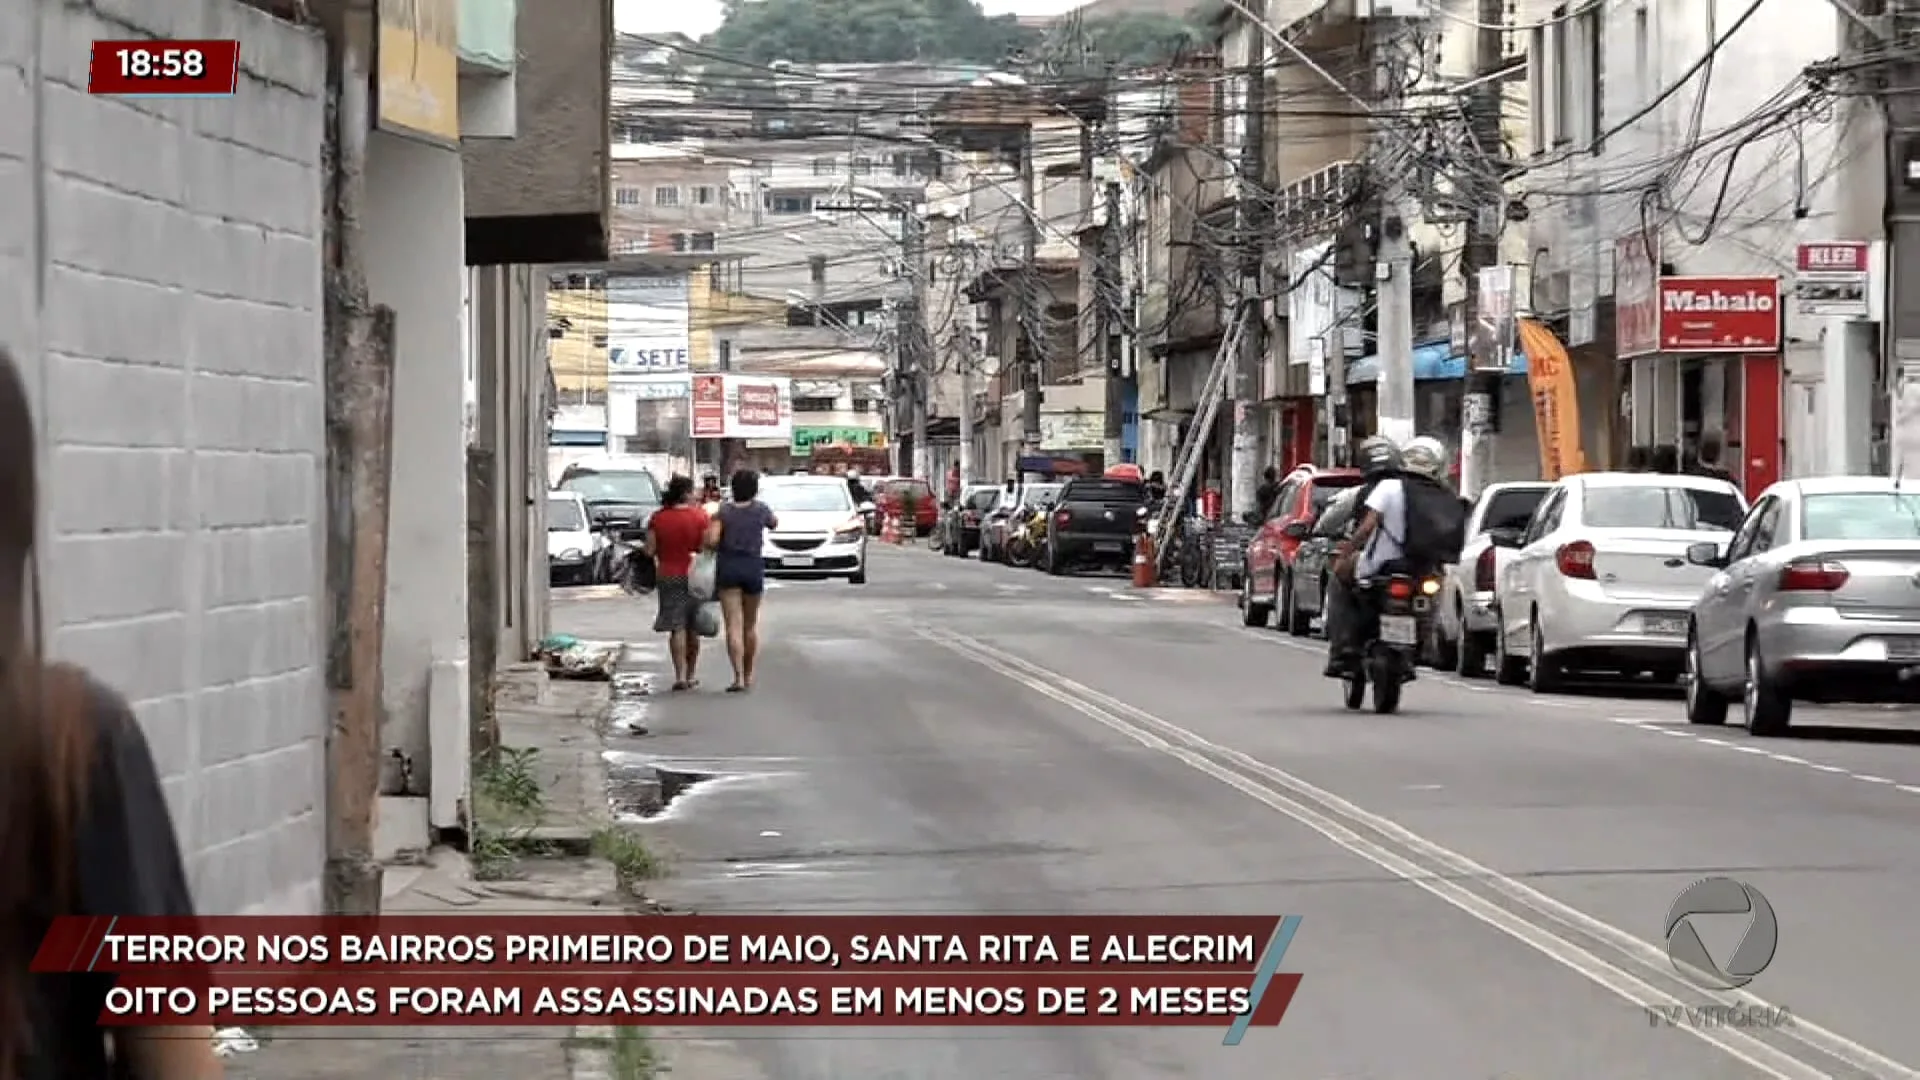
left=1796, top=241, right=1869, bottom=273
left=690, top=374, right=727, bottom=437
left=1614, top=233, right=1660, bottom=359
left=736, top=383, right=781, bottom=429
left=1656, top=276, right=1781, bottom=353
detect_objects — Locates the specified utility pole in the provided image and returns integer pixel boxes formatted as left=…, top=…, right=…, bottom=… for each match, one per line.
left=316, top=5, right=393, bottom=916
left=1372, top=21, right=1417, bottom=447
left=1018, top=124, right=1044, bottom=473
left=1101, top=178, right=1127, bottom=466
left=1456, top=0, right=1507, bottom=498
left=958, top=324, right=976, bottom=486
left=1881, top=0, right=1920, bottom=476
left=1230, top=32, right=1268, bottom=516
left=904, top=208, right=931, bottom=481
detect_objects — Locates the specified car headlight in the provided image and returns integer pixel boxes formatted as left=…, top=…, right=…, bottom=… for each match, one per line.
left=832, top=525, right=865, bottom=543
left=557, top=548, right=584, bottom=562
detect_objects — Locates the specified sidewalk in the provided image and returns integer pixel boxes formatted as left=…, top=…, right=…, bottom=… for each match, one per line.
left=227, top=644, right=647, bottom=1080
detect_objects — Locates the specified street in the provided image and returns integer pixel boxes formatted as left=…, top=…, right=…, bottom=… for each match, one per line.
left=553, top=543, right=1920, bottom=1080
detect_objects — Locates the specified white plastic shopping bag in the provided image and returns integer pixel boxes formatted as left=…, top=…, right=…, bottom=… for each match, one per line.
left=689, top=551, right=718, bottom=599
left=693, top=601, right=722, bottom=638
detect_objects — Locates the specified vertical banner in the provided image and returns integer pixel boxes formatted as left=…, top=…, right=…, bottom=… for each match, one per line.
left=375, top=0, right=459, bottom=147
left=1517, top=320, right=1586, bottom=480
left=1287, top=242, right=1359, bottom=370
left=1614, top=232, right=1661, bottom=359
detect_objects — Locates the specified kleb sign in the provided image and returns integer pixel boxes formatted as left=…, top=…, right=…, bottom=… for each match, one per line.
left=1656, top=276, right=1781, bottom=353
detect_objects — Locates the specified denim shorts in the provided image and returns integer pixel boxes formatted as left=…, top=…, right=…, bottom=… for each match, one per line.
left=715, top=552, right=765, bottom=596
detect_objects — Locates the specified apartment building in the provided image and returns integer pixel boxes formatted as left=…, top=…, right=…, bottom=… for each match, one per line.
left=1524, top=0, right=1882, bottom=485
left=611, top=146, right=733, bottom=254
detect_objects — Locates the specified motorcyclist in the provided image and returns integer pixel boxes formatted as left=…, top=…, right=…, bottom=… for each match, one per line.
left=1401, top=436, right=1448, bottom=488
left=1324, top=437, right=1409, bottom=677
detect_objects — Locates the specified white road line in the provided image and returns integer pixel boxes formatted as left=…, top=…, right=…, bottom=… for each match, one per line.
left=914, top=625, right=1909, bottom=1080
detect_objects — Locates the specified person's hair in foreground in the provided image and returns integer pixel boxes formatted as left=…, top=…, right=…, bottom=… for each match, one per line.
left=0, top=349, right=218, bottom=1079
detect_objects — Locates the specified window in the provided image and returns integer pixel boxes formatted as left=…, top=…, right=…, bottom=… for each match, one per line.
left=1551, top=6, right=1571, bottom=146
left=891, top=153, right=911, bottom=177
left=851, top=399, right=873, bottom=413
left=1581, top=486, right=1745, bottom=532
left=548, top=498, right=586, bottom=532
left=547, top=326, right=566, bottom=340
left=1479, top=486, right=1550, bottom=533
left=1801, top=493, right=1920, bottom=541
left=591, top=334, right=608, bottom=348
left=811, top=158, right=837, bottom=175
left=768, top=195, right=811, bottom=214
left=693, top=185, right=715, bottom=205
left=614, top=186, right=641, bottom=206
left=671, top=233, right=690, bottom=252
left=809, top=255, right=827, bottom=284
left=654, top=186, right=680, bottom=207
left=852, top=156, right=874, bottom=175
left=688, top=232, right=716, bottom=252
left=793, top=396, right=838, bottom=413
left=1633, top=6, right=1651, bottom=108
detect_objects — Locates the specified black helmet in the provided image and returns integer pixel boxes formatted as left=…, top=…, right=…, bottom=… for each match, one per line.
left=1357, top=436, right=1402, bottom=478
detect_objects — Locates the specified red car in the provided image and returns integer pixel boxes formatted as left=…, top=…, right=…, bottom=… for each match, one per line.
left=877, top=477, right=939, bottom=536
left=1241, top=465, right=1363, bottom=632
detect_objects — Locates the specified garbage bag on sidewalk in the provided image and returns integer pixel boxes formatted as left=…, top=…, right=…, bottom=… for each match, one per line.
left=689, top=552, right=718, bottom=600
left=693, top=600, right=721, bottom=639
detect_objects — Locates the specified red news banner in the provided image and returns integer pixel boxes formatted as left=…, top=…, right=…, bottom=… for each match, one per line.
left=89, top=41, right=242, bottom=96
left=35, top=916, right=1304, bottom=1031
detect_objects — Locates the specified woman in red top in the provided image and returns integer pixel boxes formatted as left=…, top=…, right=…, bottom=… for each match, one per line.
left=645, top=476, right=712, bottom=690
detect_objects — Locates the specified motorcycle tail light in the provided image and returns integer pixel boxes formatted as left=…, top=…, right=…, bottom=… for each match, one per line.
left=1055, top=510, right=1071, bottom=528
left=1387, top=578, right=1414, bottom=600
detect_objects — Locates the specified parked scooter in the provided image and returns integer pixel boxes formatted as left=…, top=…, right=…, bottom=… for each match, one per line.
left=1004, top=506, right=1047, bottom=568
left=1334, top=572, right=1439, bottom=714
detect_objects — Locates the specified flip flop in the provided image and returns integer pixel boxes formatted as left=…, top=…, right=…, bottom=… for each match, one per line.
left=670, top=681, right=691, bottom=692
left=724, top=683, right=746, bottom=693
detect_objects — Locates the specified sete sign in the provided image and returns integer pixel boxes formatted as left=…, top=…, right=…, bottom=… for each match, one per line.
left=1656, top=276, right=1781, bottom=354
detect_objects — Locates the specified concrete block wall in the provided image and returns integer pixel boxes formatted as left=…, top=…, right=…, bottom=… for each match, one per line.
left=0, top=0, right=328, bottom=915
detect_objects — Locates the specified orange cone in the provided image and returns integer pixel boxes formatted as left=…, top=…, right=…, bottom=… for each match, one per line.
left=882, top=512, right=899, bottom=544
left=1132, top=533, right=1158, bottom=588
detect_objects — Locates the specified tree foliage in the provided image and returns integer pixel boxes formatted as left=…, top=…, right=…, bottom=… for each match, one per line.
left=702, top=0, right=1039, bottom=66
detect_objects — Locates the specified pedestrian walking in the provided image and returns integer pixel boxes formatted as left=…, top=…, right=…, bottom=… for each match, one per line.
left=0, top=349, right=221, bottom=1079
left=645, top=475, right=710, bottom=692
left=705, top=470, right=779, bottom=693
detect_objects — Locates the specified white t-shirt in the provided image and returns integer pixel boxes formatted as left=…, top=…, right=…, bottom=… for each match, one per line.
left=1358, top=477, right=1407, bottom=579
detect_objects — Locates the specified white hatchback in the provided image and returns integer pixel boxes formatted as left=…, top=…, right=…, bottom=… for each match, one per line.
left=1489, top=472, right=1746, bottom=691
left=756, top=475, right=871, bottom=584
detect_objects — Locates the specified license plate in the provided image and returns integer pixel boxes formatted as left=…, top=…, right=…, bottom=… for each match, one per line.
left=1645, top=614, right=1687, bottom=636
left=1095, top=541, right=1123, bottom=551
left=1889, top=638, right=1920, bottom=660
left=1379, top=615, right=1417, bottom=646
left=784, top=555, right=815, bottom=567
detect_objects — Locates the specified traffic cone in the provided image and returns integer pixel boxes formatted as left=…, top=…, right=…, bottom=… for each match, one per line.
left=1132, top=533, right=1158, bottom=589
left=882, top=512, right=899, bottom=544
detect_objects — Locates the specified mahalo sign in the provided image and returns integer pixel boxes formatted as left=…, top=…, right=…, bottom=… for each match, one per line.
left=1656, top=276, right=1781, bottom=353
left=690, top=374, right=794, bottom=440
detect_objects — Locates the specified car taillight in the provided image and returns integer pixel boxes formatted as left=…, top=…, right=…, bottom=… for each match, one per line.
left=1778, top=559, right=1849, bottom=591
left=963, top=511, right=979, bottom=525
left=1387, top=577, right=1413, bottom=600
left=1555, top=540, right=1597, bottom=579
left=1473, top=546, right=1497, bottom=591
left=1055, top=510, right=1071, bottom=528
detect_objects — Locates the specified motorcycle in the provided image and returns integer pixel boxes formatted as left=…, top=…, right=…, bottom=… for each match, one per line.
left=1004, top=507, right=1048, bottom=568
left=1336, top=571, right=1440, bottom=714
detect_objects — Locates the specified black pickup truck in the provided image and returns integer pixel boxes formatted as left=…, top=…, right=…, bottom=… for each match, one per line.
left=1045, top=476, right=1147, bottom=574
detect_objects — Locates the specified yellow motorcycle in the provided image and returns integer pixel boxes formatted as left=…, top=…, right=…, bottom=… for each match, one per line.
left=1003, top=506, right=1049, bottom=568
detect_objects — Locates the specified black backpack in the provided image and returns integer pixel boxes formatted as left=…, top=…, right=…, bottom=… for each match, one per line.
left=1391, top=474, right=1469, bottom=573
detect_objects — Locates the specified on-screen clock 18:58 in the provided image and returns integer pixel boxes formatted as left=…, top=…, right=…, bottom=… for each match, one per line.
left=89, top=41, right=241, bottom=96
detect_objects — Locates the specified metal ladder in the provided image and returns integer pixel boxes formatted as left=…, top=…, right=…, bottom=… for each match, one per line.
left=1150, top=309, right=1245, bottom=570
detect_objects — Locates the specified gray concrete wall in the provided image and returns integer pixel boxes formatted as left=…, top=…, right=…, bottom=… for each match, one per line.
left=0, top=0, right=328, bottom=914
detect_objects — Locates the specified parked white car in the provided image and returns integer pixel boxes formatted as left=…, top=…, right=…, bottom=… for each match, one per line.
left=756, top=475, right=871, bottom=584
left=1431, top=482, right=1552, bottom=677
left=1489, top=472, right=1746, bottom=691
left=547, top=491, right=607, bottom=585
left=1685, top=476, right=1920, bottom=734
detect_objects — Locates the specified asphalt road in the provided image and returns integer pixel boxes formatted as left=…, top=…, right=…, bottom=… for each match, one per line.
left=555, top=540, right=1920, bottom=1080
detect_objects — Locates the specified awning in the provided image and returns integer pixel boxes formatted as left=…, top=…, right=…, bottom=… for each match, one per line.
left=1344, top=337, right=1533, bottom=385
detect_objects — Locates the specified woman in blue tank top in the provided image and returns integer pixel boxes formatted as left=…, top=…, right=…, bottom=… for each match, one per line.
left=703, top=470, right=778, bottom=692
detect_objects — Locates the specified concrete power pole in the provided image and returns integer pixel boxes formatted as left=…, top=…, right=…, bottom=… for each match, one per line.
left=1019, top=125, right=1044, bottom=472
left=958, top=323, right=976, bottom=486
left=1101, top=179, right=1127, bottom=466
left=1372, top=21, right=1417, bottom=447
left=1230, top=33, right=1268, bottom=516
left=1456, top=0, right=1507, bottom=498
left=1884, top=0, right=1920, bottom=476
left=905, top=209, right=932, bottom=481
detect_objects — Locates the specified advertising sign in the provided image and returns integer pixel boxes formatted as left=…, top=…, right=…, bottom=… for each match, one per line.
left=375, top=0, right=459, bottom=147
left=1040, top=411, right=1104, bottom=451
left=1471, top=266, right=1517, bottom=373
left=608, top=342, right=690, bottom=373
left=1793, top=241, right=1871, bottom=318
left=792, top=426, right=883, bottom=454
left=1615, top=232, right=1661, bottom=359
left=1657, top=276, right=1782, bottom=353
left=690, top=374, right=794, bottom=440
left=1287, top=242, right=1361, bottom=369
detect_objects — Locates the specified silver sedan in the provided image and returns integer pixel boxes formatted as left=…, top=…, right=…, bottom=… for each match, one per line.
left=1685, top=476, right=1920, bottom=734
